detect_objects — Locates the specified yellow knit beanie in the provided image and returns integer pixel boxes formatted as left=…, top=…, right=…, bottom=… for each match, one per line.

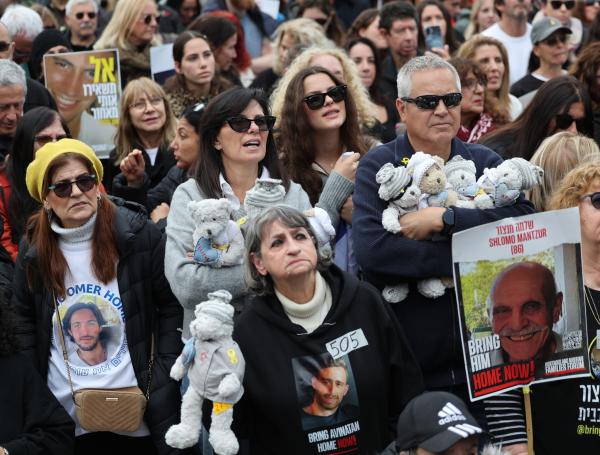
left=26, top=138, right=103, bottom=202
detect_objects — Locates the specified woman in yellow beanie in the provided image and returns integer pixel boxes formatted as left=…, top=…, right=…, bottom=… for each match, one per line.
left=13, top=138, right=185, bottom=454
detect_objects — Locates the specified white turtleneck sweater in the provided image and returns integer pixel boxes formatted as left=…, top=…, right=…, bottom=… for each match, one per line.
left=275, top=272, right=332, bottom=333
left=46, top=213, right=149, bottom=437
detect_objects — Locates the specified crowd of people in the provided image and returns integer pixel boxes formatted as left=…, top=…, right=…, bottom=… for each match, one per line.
left=0, top=0, right=599, bottom=453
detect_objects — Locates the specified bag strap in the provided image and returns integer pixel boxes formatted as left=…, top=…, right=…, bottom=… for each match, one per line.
left=53, top=294, right=155, bottom=400
left=53, top=296, right=76, bottom=400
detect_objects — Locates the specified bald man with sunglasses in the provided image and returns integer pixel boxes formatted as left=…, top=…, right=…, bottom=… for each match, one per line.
left=353, top=54, right=535, bottom=403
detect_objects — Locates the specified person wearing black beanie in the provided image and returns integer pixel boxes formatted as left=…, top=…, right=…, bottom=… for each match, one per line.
left=28, top=28, right=72, bottom=82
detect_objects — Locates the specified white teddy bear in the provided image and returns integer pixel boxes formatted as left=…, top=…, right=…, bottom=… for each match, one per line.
left=243, top=178, right=286, bottom=219
left=188, top=198, right=245, bottom=267
left=376, top=163, right=412, bottom=234
left=166, top=290, right=245, bottom=455
left=477, top=158, right=544, bottom=207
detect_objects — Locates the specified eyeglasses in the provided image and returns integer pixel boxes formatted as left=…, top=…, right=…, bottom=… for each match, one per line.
left=401, top=92, right=462, bottom=110
left=549, top=0, right=575, bottom=8
left=581, top=192, right=600, bottom=209
left=303, top=85, right=347, bottom=110
left=129, top=96, right=163, bottom=111
left=0, top=41, right=9, bottom=52
left=585, top=0, right=600, bottom=6
left=462, top=77, right=487, bottom=90
left=542, top=33, right=569, bottom=46
left=226, top=115, right=276, bottom=133
left=35, top=134, right=68, bottom=146
left=143, top=13, right=160, bottom=25
left=555, top=113, right=585, bottom=131
left=48, top=174, right=97, bottom=198
left=75, top=11, right=96, bottom=19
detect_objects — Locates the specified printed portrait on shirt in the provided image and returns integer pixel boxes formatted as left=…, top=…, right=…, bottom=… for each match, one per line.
left=292, top=353, right=359, bottom=432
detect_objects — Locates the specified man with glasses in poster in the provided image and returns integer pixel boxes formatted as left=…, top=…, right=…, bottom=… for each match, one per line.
left=353, top=54, right=535, bottom=411
left=64, top=0, right=99, bottom=52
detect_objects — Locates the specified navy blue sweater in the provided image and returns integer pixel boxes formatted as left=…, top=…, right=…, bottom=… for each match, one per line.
left=352, top=134, right=536, bottom=388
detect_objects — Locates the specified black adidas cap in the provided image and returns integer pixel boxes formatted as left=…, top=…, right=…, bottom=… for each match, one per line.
left=396, top=391, right=483, bottom=452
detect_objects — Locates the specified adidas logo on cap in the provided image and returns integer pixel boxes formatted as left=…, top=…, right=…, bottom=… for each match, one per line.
left=437, top=402, right=467, bottom=425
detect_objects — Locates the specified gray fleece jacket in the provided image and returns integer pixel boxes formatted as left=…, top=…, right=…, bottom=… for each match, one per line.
left=165, top=178, right=311, bottom=339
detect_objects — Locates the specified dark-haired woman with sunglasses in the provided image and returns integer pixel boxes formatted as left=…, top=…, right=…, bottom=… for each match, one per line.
left=510, top=21, right=571, bottom=99
left=12, top=138, right=185, bottom=454
left=94, top=0, right=161, bottom=87
left=165, top=87, right=312, bottom=330
left=113, top=103, right=206, bottom=229
left=481, top=76, right=594, bottom=160
left=276, top=66, right=375, bottom=274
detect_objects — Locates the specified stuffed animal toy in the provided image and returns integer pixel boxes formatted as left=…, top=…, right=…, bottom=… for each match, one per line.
left=166, top=290, right=245, bottom=455
left=244, top=178, right=286, bottom=219
left=477, top=158, right=544, bottom=207
left=188, top=198, right=244, bottom=267
left=406, top=151, right=458, bottom=209
left=376, top=163, right=412, bottom=234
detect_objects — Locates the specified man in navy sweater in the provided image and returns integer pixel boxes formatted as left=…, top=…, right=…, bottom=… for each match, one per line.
left=353, top=55, right=535, bottom=395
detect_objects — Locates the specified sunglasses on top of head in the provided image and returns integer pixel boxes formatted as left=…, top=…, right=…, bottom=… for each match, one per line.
left=549, top=0, right=575, bottom=8
left=581, top=192, right=600, bottom=209
left=48, top=174, right=97, bottom=198
left=303, top=85, right=347, bottom=110
left=401, top=92, right=462, bottom=110
left=226, top=115, right=276, bottom=133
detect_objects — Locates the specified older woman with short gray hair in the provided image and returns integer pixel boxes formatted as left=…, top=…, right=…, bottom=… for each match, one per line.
left=234, top=205, right=423, bottom=454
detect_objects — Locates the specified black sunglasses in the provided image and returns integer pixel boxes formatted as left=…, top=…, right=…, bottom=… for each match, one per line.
left=35, top=134, right=68, bottom=146
left=303, top=85, right=347, bottom=110
left=401, top=92, right=462, bottom=110
left=542, top=33, right=569, bottom=46
left=555, top=113, right=585, bottom=131
left=143, top=13, right=160, bottom=25
left=75, top=11, right=96, bottom=19
left=0, top=41, right=9, bottom=52
left=581, top=192, right=600, bottom=209
left=585, top=0, right=600, bottom=5
left=48, top=174, right=97, bottom=198
left=550, top=0, right=575, bottom=8
left=226, top=115, right=276, bottom=133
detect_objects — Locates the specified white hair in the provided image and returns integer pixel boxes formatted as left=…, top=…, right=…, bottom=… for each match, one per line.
left=0, top=59, right=27, bottom=95
left=66, top=0, right=98, bottom=17
left=396, top=54, right=461, bottom=100
left=0, top=4, right=43, bottom=41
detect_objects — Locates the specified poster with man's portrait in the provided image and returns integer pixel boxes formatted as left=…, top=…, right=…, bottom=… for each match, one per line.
left=291, top=353, right=361, bottom=454
left=44, top=49, right=121, bottom=159
left=453, top=208, right=589, bottom=401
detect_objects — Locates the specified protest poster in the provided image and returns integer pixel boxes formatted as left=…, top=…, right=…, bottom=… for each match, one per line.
left=150, top=43, right=175, bottom=86
left=44, top=49, right=121, bottom=159
left=453, top=208, right=589, bottom=401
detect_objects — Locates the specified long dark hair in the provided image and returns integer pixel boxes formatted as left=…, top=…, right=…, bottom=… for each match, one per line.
left=416, top=0, right=459, bottom=54
left=194, top=87, right=289, bottom=199
left=8, top=107, right=71, bottom=245
left=345, top=37, right=386, bottom=107
left=481, top=76, right=594, bottom=160
left=276, top=66, right=368, bottom=205
left=164, top=30, right=231, bottom=97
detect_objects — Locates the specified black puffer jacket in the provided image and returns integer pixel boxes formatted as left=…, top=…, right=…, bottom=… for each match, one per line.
left=11, top=199, right=186, bottom=455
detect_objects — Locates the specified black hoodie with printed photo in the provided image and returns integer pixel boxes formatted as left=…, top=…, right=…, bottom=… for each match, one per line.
left=233, top=265, right=424, bottom=455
